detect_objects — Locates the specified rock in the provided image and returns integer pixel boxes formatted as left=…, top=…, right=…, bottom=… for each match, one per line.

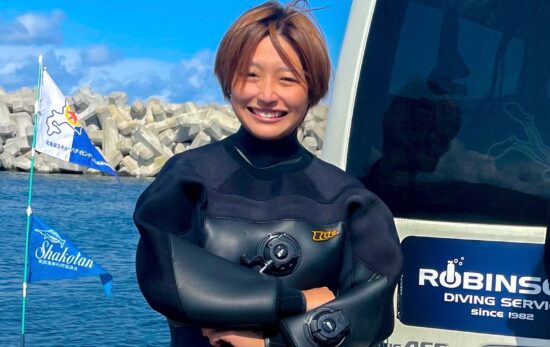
left=311, top=121, right=326, bottom=147
left=132, top=126, right=171, bottom=157
left=130, top=100, right=147, bottom=120
left=189, top=131, right=211, bottom=150
left=204, top=118, right=224, bottom=141
left=102, top=117, right=122, bottom=167
left=132, top=155, right=169, bottom=177
left=43, top=155, right=83, bottom=173
left=130, top=142, right=155, bottom=166
left=5, top=136, right=32, bottom=155
left=0, top=152, right=15, bottom=170
left=0, top=103, right=16, bottom=140
left=151, top=104, right=167, bottom=122
left=159, top=129, right=176, bottom=147
left=122, top=155, right=139, bottom=170
left=77, top=105, right=100, bottom=128
left=174, top=142, right=187, bottom=154
left=88, top=129, right=103, bottom=146
left=96, top=105, right=111, bottom=128
left=206, top=109, right=239, bottom=135
left=10, top=112, right=33, bottom=138
left=302, top=136, right=318, bottom=153
left=15, top=155, right=31, bottom=171
left=116, top=136, right=133, bottom=156
left=108, top=92, right=128, bottom=107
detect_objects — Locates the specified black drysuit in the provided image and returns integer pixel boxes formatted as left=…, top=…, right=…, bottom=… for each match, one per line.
left=134, top=128, right=403, bottom=347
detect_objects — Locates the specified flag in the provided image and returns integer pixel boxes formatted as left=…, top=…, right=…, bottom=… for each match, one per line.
left=28, top=215, right=113, bottom=296
left=35, top=69, right=117, bottom=176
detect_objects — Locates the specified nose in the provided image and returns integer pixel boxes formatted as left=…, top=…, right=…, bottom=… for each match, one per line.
left=257, top=78, right=278, bottom=105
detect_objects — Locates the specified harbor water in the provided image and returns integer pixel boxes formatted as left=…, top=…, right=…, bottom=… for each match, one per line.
left=0, top=171, right=170, bottom=346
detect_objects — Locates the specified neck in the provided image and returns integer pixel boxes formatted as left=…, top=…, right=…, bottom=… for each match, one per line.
left=230, top=127, right=303, bottom=168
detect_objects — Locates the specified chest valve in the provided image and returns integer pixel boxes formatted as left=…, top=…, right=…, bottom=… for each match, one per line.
left=241, top=232, right=301, bottom=276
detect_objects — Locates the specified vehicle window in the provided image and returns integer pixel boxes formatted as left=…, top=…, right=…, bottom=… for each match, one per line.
left=347, top=0, right=550, bottom=226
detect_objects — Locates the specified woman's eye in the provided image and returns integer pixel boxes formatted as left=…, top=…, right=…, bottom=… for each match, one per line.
left=247, top=72, right=257, bottom=78
left=281, top=76, right=298, bottom=83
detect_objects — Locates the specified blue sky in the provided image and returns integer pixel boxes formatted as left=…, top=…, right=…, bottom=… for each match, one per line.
left=0, top=0, right=352, bottom=103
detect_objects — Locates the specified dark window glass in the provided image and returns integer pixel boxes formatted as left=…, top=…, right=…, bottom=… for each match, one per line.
left=347, top=0, right=550, bottom=226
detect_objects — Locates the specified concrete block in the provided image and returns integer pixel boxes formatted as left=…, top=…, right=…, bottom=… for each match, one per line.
left=12, top=99, right=26, bottom=113
left=5, top=136, right=31, bottom=155
left=130, top=142, right=155, bottom=166
left=189, top=131, right=211, bottom=150
left=311, top=121, right=326, bottom=147
left=310, top=104, right=328, bottom=122
left=116, top=136, right=133, bottom=155
left=43, top=155, right=84, bottom=173
left=130, top=100, right=147, bottom=120
left=121, top=155, right=139, bottom=172
left=102, top=117, right=122, bottom=167
left=0, top=102, right=16, bottom=139
left=10, top=112, right=33, bottom=138
left=159, top=129, right=176, bottom=147
left=180, top=101, right=199, bottom=114
left=155, top=117, right=178, bottom=133
left=174, top=143, right=187, bottom=154
left=206, top=109, right=239, bottom=135
left=132, top=155, right=169, bottom=177
left=132, top=126, right=170, bottom=157
left=204, top=118, right=224, bottom=141
left=108, top=92, right=128, bottom=107
left=297, top=127, right=304, bottom=143
left=72, top=94, right=89, bottom=112
left=175, top=125, right=200, bottom=143
left=15, top=156, right=31, bottom=171
left=302, top=136, right=318, bottom=153
left=77, top=105, right=100, bottom=128
left=96, top=105, right=113, bottom=128
left=88, top=129, right=103, bottom=146
left=151, top=104, right=167, bottom=122
left=0, top=152, right=15, bottom=170
left=86, top=124, right=100, bottom=132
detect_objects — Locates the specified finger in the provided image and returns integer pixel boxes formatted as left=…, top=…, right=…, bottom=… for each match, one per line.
left=202, top=328, right=214, bottom=337
left=208, top=330, right=223, bottom=347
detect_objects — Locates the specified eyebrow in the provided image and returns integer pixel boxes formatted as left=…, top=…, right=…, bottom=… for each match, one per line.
left=250, top=62, right=294, bottom=73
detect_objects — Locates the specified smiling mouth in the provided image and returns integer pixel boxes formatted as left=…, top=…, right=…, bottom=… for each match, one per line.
left=248, top=107, right=287, bottom=119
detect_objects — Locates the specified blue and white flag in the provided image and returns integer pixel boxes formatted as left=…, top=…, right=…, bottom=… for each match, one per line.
left=35, top=69, right=117, bottom=176
left=29, top=215, right=113, bottom=296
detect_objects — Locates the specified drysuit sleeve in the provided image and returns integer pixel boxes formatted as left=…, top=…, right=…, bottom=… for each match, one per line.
left=278, top=197, right=403, bottom=347
left=134, top=158, right=303, bottom=329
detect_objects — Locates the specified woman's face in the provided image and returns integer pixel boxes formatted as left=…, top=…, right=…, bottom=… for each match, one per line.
left=230, top=36, right=309, bottom=140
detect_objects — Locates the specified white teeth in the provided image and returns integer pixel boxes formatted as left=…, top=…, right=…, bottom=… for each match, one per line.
left=251, top=108, right=284, bottom=118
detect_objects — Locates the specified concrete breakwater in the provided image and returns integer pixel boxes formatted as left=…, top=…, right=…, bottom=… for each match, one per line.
left=0, top=87, right=327, bottom=177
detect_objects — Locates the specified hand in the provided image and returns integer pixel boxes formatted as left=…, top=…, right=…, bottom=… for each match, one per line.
left=302, top=286, right=335, bottom=312
left=202, top=328, right=264, bottom=347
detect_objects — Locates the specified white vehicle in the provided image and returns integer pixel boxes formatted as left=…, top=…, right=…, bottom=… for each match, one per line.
left=323, top=0, right=550, bottom=346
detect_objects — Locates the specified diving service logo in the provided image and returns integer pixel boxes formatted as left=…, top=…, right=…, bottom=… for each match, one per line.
left=399, top=236, right=550, bottom=340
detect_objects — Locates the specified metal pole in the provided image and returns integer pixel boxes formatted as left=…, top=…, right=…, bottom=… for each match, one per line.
left=20, top=54, right=44, bottom=347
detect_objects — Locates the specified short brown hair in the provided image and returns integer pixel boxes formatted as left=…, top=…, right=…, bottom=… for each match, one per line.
left=214, top=0, right=331, bottom=106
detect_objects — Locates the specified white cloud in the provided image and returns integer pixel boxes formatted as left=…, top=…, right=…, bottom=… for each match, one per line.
left=0, top=43, right=223, bottom=104
left=0, top=10, right=64, bottom=45
left=80, top=45, right=122, bottom=67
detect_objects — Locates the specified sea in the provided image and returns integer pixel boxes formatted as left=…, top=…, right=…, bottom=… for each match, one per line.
left=0, top=171, right=171, bottom=346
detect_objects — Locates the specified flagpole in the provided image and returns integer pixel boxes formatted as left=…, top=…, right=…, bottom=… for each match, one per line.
left=21, top=54, right=44, bottom=347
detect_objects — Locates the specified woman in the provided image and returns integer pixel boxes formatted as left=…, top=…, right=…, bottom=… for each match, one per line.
left=134, top=1, right=402, bottom=346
